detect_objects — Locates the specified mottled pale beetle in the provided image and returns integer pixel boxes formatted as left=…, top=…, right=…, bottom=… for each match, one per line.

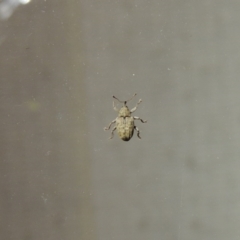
left=104, top=94, right=147, bottom=141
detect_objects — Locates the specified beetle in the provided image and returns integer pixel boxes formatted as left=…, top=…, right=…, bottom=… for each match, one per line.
left=104, top=93, right=147, bottom=141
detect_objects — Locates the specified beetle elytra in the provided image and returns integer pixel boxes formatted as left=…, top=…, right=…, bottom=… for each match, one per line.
left=104, top=94, right=147, bottom=141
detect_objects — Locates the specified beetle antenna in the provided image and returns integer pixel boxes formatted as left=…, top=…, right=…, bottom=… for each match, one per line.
left=113, top=93, right=137, bottom=103
left=113, top=96, right=124, bottom=103
left=126, top=93, right=137, bottom=102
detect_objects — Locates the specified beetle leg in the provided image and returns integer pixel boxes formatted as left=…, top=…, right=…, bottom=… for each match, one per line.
left=109, top=126, right=116, bottom=139
left=134, top=116, right=147, bottom=123
left=113, top=101, right=118, bottom=111
left=104, top=119, right=116, bottom=130
left=130, top=99, right=142, bottom=113
left=134, top=126, right=141, bottom=139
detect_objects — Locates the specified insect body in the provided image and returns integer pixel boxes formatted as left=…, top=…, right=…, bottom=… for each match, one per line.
left=104, top=94, right=147, bottom=141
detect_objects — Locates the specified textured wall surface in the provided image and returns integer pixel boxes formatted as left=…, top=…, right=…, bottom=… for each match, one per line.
left=1, top=1, right=240, bottom=240
left=84, top=1, right=240, bottom=240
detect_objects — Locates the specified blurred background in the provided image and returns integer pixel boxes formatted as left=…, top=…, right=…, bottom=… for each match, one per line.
left=1, top=0, right=240, bottom=240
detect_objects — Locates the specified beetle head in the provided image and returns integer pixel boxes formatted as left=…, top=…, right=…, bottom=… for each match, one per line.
left=113, top=94, right=136, bottom=117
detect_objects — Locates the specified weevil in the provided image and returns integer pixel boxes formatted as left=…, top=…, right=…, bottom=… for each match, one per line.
left=104, top=94, right=147, bottom=141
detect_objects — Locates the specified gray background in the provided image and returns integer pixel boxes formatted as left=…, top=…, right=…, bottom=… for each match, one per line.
left=1, top=0, right=240, bottom=240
